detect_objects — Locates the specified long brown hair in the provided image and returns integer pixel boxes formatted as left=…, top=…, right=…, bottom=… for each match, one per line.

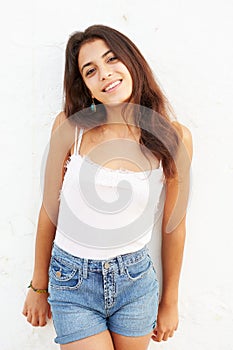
left=63, top=24, right=181, bottom=179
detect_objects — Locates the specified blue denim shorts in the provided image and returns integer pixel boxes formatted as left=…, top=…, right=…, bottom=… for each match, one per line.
left=48, top=243, right=159, bottom=345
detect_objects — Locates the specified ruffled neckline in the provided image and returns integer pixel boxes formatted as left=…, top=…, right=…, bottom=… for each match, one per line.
left=66, top=152, right=163, bottom=177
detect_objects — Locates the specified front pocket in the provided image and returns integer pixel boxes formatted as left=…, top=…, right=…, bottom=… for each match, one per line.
left=49, top=256, right=83, bottom=290
left=125, top=255, right=153, bottom=281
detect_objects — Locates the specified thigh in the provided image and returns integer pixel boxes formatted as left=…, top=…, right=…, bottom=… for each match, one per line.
left=60, top=330, right=114, bottom=350
left=110, top=330, right=153, bottom=350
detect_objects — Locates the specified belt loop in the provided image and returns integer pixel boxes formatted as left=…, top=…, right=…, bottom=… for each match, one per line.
left=82, top=258, right=88, bottom=279
left=116, top=255, right=125, bottom=275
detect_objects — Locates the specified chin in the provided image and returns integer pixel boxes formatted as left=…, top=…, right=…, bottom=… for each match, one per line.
left=105, top=101, right=124, bottom=107
left=110, top=96, right=132, bottom=105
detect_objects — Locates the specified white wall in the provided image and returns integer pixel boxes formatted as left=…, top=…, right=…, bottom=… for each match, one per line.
left=0, top=0, right=233, bottom=349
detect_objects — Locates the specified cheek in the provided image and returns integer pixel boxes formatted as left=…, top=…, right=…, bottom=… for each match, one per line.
left=125, top=72, right=133, bottom=91
left=83, top=78, right=96, bottom=95
left=120, top=66, right=133, bottom=85
left=119, top=63, right=130, bottom=74
left=82, top=77, right=91, bottom=89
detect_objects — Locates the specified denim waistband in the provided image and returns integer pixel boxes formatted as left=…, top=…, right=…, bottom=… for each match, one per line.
left=52, top=243, right=150, bottom=277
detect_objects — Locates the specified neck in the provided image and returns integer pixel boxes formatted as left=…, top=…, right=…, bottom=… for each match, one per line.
left=103, top=103, right=139, bottom=137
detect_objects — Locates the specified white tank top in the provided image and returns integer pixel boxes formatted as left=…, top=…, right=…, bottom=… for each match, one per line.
left=54, top=126, right=165, bottom=259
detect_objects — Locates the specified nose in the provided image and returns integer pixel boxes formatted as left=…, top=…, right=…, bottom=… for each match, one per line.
left=99, top=64, right=112, bottom=81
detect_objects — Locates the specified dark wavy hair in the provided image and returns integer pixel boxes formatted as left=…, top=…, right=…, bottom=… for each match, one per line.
left=63, top=24, right=181, bottom=179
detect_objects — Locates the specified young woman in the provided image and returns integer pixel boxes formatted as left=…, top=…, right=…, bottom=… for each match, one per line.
left=22, top=24, right=193, bottom=350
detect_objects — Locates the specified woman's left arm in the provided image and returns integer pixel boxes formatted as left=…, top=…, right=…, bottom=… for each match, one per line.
left=152, top=123, right=193, bottom=342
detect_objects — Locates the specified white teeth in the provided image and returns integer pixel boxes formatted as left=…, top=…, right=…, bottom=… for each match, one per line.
left=104, top=80, right=121, bottom=92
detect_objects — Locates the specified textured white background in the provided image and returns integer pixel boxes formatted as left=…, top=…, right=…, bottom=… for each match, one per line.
left=0, top=0, right=233, bottom=349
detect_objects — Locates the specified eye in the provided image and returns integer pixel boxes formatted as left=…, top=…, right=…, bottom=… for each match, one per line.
left=107, top=56, right=118, bottom=63
left=85, top=67, right=96, bottom=77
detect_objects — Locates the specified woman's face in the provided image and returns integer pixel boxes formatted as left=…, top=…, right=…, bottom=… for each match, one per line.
left=78, top=39, right=133, bottom=105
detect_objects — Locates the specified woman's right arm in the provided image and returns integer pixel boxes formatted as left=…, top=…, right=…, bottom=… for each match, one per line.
left=22, top=205, right=56, bottom=326
left=22, top=112, right=73, bottom=327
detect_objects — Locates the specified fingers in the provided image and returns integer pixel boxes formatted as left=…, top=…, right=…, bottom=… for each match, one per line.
left=22, top=290, right=51, bottom=327
left=39, top=317, right=48, bottom=327
left=48, top=305, right=52, bottom=319
left=169, top=330, right=174, bottom=338
left=26, top=312, right=32, bottom=324
left=29, top=313, right=48, bottom=327
left=162, top=330, right=174, bottom=341
left=151, top=327, right=175, bottom=342
left=22, top=308, right=48, bottom=327
left=151, top=327, right=163, bottom=342
left=22, top=304, right=28, bottom=317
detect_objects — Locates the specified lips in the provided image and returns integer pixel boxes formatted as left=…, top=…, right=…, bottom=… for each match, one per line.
left=102, top=79, right=122, bottom=92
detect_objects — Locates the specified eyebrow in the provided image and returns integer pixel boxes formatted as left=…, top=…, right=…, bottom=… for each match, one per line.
left=81, top=49, right=112, bottom=73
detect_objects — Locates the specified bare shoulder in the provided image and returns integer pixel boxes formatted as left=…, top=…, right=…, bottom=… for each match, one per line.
left=50, top=111, right=74, bottom=143
left=49, top=111, right=75, bottom=158
left=172, top=121, right=193, bottom=161
left=51, top=111, right=67, bottom=133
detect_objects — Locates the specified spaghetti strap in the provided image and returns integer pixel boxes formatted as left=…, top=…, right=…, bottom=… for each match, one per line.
left=74, top=126, right=84, bottom=155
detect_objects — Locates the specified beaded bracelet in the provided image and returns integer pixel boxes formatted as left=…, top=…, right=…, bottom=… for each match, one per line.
left=28, top=280, right=48, bottom=294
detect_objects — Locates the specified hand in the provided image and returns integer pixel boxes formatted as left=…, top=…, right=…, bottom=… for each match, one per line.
left=22, top=288, right=52, bottom=327
left=151, top=300, right=178, bottom=342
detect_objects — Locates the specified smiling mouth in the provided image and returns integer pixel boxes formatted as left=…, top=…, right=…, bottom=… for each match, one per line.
left=103, top=80, right=122, bottom=92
